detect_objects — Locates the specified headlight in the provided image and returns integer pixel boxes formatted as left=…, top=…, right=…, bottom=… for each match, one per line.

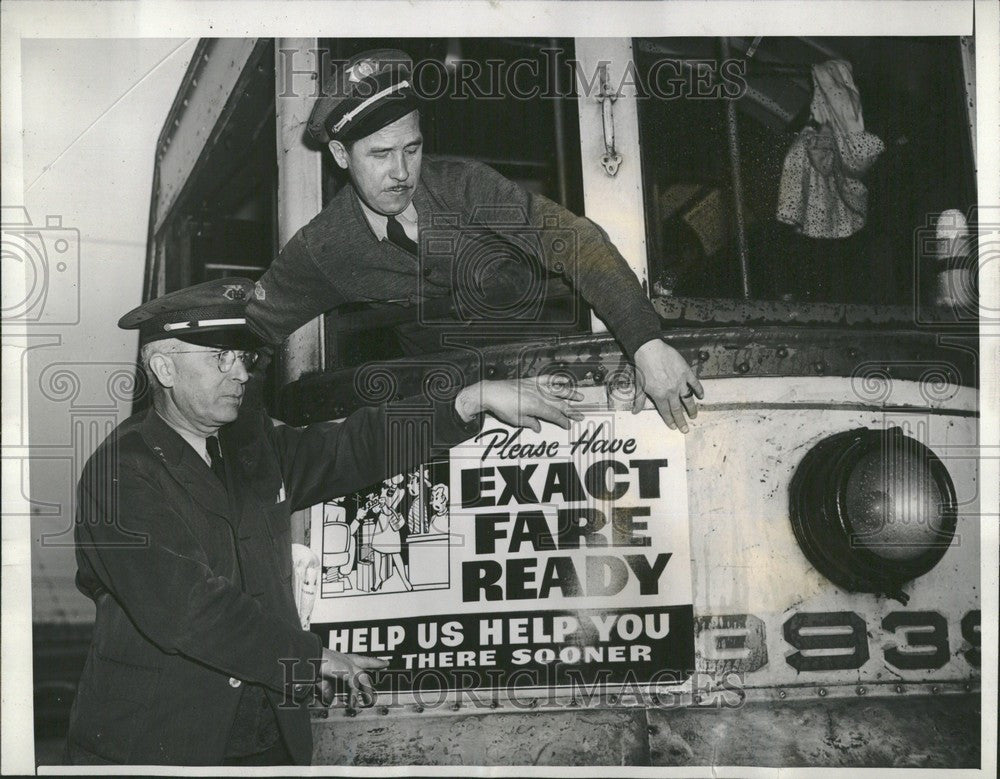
left=789, top=427, right=957, bottom=604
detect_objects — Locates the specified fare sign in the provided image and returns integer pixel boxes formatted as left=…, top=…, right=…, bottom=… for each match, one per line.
left=309, top=409, right=694, bottom=697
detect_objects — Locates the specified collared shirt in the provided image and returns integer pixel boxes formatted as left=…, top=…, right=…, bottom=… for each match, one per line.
left=357, top=196, right=419, bottom=244
left=157, top=412, right=211, bottom=467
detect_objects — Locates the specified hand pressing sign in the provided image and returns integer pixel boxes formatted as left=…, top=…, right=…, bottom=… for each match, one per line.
left=455, top=376, right=585, bottom=432
left=632, top=339, right=705, bottom=434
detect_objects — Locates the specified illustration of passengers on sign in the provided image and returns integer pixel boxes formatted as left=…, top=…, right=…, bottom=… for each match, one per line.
left=320, top=460, right=451, bottom=597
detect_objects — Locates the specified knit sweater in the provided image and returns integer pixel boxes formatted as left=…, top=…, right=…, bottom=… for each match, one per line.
left=246, top=155, right=662, bottom=358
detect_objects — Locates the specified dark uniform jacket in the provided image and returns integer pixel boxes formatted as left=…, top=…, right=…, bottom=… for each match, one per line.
left=66, top=397, right=476, bottom=765
left=246, top=155, right=663, bottom=357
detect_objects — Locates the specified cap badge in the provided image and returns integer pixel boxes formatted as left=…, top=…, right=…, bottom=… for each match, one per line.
left=254, top=281, right=266, bottom=301
left=347, top=59, right=377, bottom=83
left=222, top=284, right=247, bottom=301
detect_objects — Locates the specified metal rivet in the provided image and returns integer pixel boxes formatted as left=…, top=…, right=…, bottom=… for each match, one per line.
left=776, top=347, right=788, bottom=358
left=895, top=685, right=904, bottom=694
left=737, top=362, right=750, bottom=374
left=698, top=350, right=710, bottom=363
left=857, top=686, right=866, bottom=696
left=931, top=686, right=939, bottom=694
left=485, top=366, right=497, bottom=378
left=818, top=688, right=828, bottom=697
left=647, top=725, right=658, bottom=735
left=778, top=690, right=787, bottom=699
left=813, top=362, right=826, bottom=374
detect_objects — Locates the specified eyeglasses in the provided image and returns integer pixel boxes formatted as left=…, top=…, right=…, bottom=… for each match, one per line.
left=169, top=349, right=261, bottom=373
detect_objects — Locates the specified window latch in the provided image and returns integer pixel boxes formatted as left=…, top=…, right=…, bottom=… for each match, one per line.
left=597, top=64, right=622, bottom=177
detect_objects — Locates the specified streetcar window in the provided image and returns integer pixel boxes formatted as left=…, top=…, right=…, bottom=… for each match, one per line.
left=157, top=41, right=277, bottom=292
left=635, top=37, right=976, bottom=305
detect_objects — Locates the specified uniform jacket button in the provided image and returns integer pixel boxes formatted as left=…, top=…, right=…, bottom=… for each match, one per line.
left=229, top=677, right=242, bottom=688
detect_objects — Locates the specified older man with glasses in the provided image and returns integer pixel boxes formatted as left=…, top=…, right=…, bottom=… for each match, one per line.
left=65, top=277, right=582, bottom=766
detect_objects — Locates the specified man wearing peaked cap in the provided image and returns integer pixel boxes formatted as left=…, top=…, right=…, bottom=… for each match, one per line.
left=247, top=47, right=704, bottom=434
left=118, top=277, right=263, bottom=350
left=67, top=278, right=584, bottom=765
left=307, top=48, right=420, bottom=147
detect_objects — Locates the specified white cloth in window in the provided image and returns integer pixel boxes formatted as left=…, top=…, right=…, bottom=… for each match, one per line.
left=777, top=60, right=884, bottom=239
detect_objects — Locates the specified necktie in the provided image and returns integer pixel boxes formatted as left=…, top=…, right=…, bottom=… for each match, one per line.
left=206, top=435, right=226, bottom=485
left=386, top=214, right=418, bottom=256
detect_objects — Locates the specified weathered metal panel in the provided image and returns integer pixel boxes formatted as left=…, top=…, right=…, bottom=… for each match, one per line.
left=152, top=39, right=258, bottom=235
left=311, top=695, right=979, bottom=767
left=278, top=327, right=978, bottom=424
left=312, top=708, right=650, bottom=766
left=652, top=296, right=921, bottom=327
left=960, top=35, right=976, bottom=164
left=644, top=695, right=980, bottom=768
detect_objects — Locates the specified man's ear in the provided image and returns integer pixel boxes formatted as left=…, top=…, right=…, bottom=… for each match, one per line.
left=328, top=140, right=349, bottom=170
left=148, top=352, right=176, bottom=389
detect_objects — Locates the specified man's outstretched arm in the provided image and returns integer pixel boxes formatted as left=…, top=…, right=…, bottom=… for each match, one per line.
left=271, top=376, right=585, bottom=513
left=245, top=231, right=345, bottom=345
left=458, top=159, right=704, bottom=432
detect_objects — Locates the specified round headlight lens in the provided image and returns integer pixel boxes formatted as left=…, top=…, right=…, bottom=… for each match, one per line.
left=844, top=447, right=948, bottom=561
left=789, top=427, right=957, bottom=602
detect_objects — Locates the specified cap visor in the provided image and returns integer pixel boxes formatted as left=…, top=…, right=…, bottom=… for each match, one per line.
left=175, top=328, right=263, bottom=351
left=338, top=96, right=421, bottom=144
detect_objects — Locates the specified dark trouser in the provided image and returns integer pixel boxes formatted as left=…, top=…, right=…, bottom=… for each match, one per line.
left=63, top=740, right=114, bottom=765
left=64, top=738, right=295, bottom=767
left=223, top=740, right=293, bottom=766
